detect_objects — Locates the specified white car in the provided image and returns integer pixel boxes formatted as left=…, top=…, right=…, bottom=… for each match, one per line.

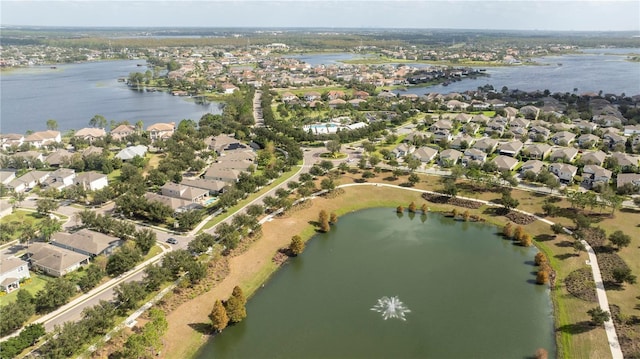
left=166, top=238, right=179, bottom=245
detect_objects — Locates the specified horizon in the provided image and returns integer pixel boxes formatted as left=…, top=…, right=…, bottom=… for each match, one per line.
left=2, top=1, right=639, bottom=32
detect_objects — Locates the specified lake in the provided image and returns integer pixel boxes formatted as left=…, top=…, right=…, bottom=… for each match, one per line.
left=196, top=208, right=555, bottom=359
left=290, top=49, right=640, bottom=96
left=0, top=60, right=221, bottom=134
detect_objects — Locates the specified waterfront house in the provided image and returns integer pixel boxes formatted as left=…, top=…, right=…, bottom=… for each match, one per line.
left=75, top=171, right=109, bottom=191
left=549, top=163, right=578, bottom=183
left=27, top=243, right=90, bottom=277
left=492, top=155, right=519, bottom=172
left=498, top=140, right=524, bottom=157
left=0, top=134, right=24, bottom=150
left=23, top=130, right=61, bottom=148
left=74, top=127, right=107, bottom=143
left=206, top=135, right=245, bottom=155
left=0, top=257, right=30, bottom=293
left=51, top=229, right=123, bottom=258
left=111, top=124, right=137, bottom=140
left=147, top=122, right=175, bottom=141
left=221, top=83, right=239, bottom=94
left=115, top=145, right=148, bottom=161
left=439, top=149, right=463, bottom=167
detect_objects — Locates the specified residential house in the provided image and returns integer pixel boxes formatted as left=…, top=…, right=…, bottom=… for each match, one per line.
left=603, top=132, right=627, bottom=149
left=327, top=90, right=345, bottom=100
left=577, top=133, right=600, bottom=148
left=281, top=92, right=298, bottom=102
left=410, top=147, right=438, bottom=163
left=522, top=143, right=552, bottom=160
left=492, top=155, right=519, bottom=172
left=221, top=83, right=239, bottom=94
left=23, top=130, right=61, bottom=148
left=51, top=229, right=123, bottom=258
left=488, top=99, right=507, bottom=108
left=450, top=135, right=475, bottom=150
left=582, top=165, right=612, bottom=188
left=462, top=122, right=480, bottom=135
left=11, top=151, right=45, bottom=168
left=503, top=107, right=519, bottom=120
left=432, top=130, right=452, bottom=142
left=353, top=91, right=370, bottom=100
left=115, top=145, right=148, bottom=161
left=623, top=124, right=640, bottom=137
left=430, top=120, right=453, bottom=132
left=550, top=147, right=579, bottom=163
left=1, top=134, right=24, bottom=150
left=45, top=149, right=73, bottom=167
left=580, top=151, right=607, bottom=166
left=0, top=170, right=16, bottom=185
left=27, top=243, right=90, bottom=277
left=519, top=105, right=540, bottom=119
left=498, top=140, right=524, bottom=157
left=446, top=100, right=469, bottom=110
left=82, top=146, right=104, bottom=158
left=0, top=257, right=30, bottom=293
left=573, top=120, right=598, bottom=132
left=454, top=113, right=472, bottom=123
left=110, top=124, right=137, bottom=141
left=204, top=166, right=242, bottom=183
left=520, top=160, right=546, bottom=175
left=147, top=122, right=175, bottom=141
left=304, top=91, right=321, bottom=101
left=207, top=135, right=245, bottom=155
left=439, top=149, right=463, bottom=167
left=180, top=178, right=229, bottom=195
left=471, top=114, right=490, bottom=125
left=74, top=127, right=106, bottom=143
left=528, top=126, right=551, bottom=141
left=7, top=170, right=51, bottom=193
left=161, top=182, right=209, bottom=203
left=0, top=133, right=24, bottom=150
left=616, top=173, right=640, bottom=192
left=144, top=192, right=203, bottom=213
left=509, top=118, right=530, bottom=129
left=486, top=119, right=506, bottom=136
left=0, top=199, right=11, bottom=219
left=348, top=99, right=366, bottom=108
left=472, top=138, right=498, bottom=154
left=550, top=131, right=576, bottom=146
left=75, top=171, right=109, bottom=191
left=610, top=152, right=639, bottom=171
left=549, top=163, right=578, bottom=183
left=328, top=99, right=347, bottom=108
left=462, top=148, right=487, bottom=165
left=392, top=143, right=415, bottom=158
left=43, top=168, right=76, bottom=191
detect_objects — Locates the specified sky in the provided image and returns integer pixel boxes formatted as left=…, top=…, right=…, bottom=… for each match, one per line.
left=1, top=1, right=639, bottom=31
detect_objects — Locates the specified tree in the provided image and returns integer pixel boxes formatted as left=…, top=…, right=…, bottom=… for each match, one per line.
left=396, top=205, right=404, bottom=214
left=39, top=217, right=62, bottom=241
left=550, top=223, right=565, bottom=234
left=35, top=277, right=76, bottom=313
left=326, top=140, right=342, bottom=156
left=329, top=212, right=338, bottom=224
left=421, top=204, right=428, bottom=214
left=609, top=230, right=631, bottom=250
left=513, top=226, right=525, bottom=242
left=114, top=281, right=147, bottom=312
left=89, top=114, right=107, bottom=128
left=573, top=241, right=586, bottom=256
left=320, top=178, right=336, bottom=192
left=143, top=264, right=169, bottom=292
left=519, top=233, right=532, bottom=247
left=408, top=201, right=417, bottom=213
left=46, top=119, right=58, bottom=131
left=462, top=210, right=470, bottom=222
left=536, top=268, right=550, bottom=285
left=77, top=264, right=105, bottom=292
left=225, top=294, right=247, bottom=324
left=81, top=300, right=116, bottom=335
left=134, top=228, right=157, bottom=254
left=36, top=198, right=59, bottom=216
left=408, top=173, right=420, bottom=186
left=534, top=252, right=548, bottom=266
left=612, top=267, right=637, bottom=286
left=209, top=299, right=229, bottom=333
left=503, top=222, right=513, bottom=239
left=289, top=235, right=305, bottom=256
left=587, top=307, right=610, bottom=326
left=501, top=192, right=520, bottom=211
left=442, top=178, right=458, bottom=197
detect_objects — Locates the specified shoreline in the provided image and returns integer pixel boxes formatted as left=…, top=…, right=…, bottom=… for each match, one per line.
left=160, top=184, right=583, bottom=359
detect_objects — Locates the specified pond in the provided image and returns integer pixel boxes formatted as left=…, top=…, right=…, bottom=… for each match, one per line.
left=195, top=208, right=555, bottom=359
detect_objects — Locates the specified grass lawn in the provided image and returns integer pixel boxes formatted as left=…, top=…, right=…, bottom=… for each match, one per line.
left=0, top=274, right=51, bottom=306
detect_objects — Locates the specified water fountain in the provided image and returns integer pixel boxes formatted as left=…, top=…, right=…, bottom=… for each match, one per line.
left=371, top=296, right=411, bottom=321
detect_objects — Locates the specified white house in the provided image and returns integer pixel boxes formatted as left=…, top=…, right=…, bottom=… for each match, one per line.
left=75, top=171, right=109, bottom=191
left=549, top=163, right=578, bottom=183
left=0, top=257, right=30, bottom=293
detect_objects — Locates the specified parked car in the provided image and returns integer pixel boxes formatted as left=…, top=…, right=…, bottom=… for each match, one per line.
left=166, top=238, right=179, bottom=245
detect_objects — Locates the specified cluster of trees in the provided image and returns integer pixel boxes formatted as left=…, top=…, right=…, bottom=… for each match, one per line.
left=213, top=211, right=261, bottom=252
left=502, top=222, right=532, bottom=247
left=534, top=252, right=552, bottom=285
left=112, top=309, right=168, bottom=359
left=209, top=286, right=247, bottom=333
left=0, top=323, right=45, bottom=359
